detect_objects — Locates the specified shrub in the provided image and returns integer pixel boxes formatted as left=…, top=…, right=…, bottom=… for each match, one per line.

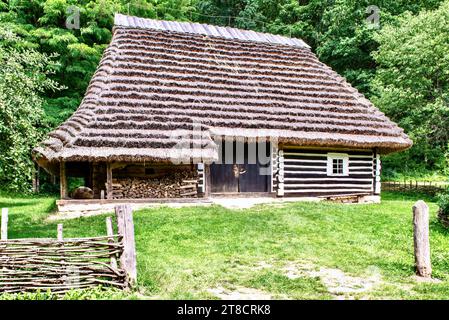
left=436, top=192, right=449, bottom=216
left=0, top=286, right=134, bottom=300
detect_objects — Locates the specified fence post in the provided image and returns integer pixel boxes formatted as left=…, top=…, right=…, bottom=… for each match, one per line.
left=57, top=224, right=63, bottom=241
left=413, top=200, right=432, bottom=278
left=106, top=217, right=118, bottom=270
left=1, top=208, right=8, bottom=240
left=115, top=205, right=137, bottom=286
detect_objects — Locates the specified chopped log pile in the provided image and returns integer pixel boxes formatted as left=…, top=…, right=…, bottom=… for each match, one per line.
left=112, top=170, right=199, bottom=199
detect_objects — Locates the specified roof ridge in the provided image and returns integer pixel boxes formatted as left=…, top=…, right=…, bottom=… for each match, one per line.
left=114, top=13, right=310, bottom=49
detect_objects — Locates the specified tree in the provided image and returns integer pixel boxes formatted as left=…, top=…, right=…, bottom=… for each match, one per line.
left=196, top=0, right=445, bottom=93
left=371, top=1, right=449, bottom=175
left=0, top=26, right=62, bottom=191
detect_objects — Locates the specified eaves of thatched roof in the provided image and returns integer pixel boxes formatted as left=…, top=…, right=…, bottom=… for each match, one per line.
left=33, top=13, right=412, bottom=166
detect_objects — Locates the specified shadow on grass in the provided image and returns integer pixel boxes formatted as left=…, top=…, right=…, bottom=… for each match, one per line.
left=382, top=191, right=436, bottom=203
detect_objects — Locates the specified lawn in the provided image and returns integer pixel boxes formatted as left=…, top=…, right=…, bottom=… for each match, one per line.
left=1, top=191, right=449, bottom=299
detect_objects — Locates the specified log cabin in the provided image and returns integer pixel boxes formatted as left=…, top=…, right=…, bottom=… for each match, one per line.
left=33, top=14, right=412, bottom=210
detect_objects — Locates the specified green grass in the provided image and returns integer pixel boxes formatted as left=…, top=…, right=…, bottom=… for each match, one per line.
left=1, top=191, right=449, bottom=299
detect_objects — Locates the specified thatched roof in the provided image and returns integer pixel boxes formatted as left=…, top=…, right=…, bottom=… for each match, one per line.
left=33, top=14, right=411, bottom=166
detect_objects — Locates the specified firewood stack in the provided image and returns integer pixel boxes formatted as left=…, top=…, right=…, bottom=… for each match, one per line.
left=111, top=170, right=199, bottom=199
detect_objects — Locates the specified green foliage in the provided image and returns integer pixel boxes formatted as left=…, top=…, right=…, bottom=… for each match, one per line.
left=0, top=286, right=133, bottom=300
left=0, top=0, right=448, bottom=190
left=372, top=1, right=449, bottom=174
left=0, top=0, right=197, bottom=191
left=196, top=0, right=445, bottom=91
left=0, top=26, right=62, bottom=192
left=437, top=192, right=449, bottom=216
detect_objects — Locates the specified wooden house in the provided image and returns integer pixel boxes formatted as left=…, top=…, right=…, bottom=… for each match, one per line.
left=33, top=14, right=412, bottom=207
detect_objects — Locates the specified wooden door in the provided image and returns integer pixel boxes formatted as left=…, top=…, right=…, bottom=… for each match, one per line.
left=239, top=163, right=269, bottom=192
left=210, top=141, right=271, bottom=193
left=210, top=164, right=238, bottom=193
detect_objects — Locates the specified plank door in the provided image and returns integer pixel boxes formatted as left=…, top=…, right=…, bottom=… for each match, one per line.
left=210, top=164, right=238, bottom=193
left=239, top=163, right=269, bottom=192
left=210, top=141, right=270, bottom=193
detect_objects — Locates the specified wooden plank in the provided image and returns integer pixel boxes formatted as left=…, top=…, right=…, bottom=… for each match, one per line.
left=1, top=208, right=8, bottom=241
left=284, top=159, right=328, bottom=163
left=106, top=163, right=113, bottom=200
left=60, top=162, right=68, bottom=199
left=106, top=217, right=118, bottom=270
left=284, top=164, right=327, bottom=169
left=374, top=152, right=381, bottom=194
left=277, top=151, right=284, bottom=196
left=284, top=177, right=373, bottom=183
left=284, top=183, right=373, bottom=188
left=284, top=188, right=373, bottom=193
left=115, top=205, right=137, bottom=286
left=57, top=224, right=63, bottom=241
left=413, top=201, right=431, bottom=277
left=284, top=170, right=326, bottom=175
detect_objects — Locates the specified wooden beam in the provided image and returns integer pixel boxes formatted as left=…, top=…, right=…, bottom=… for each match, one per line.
left=1, top=208, right=8, bottom=240
left=374, top=150, right=381, bottom=195
left=57, top=224, right=63, bottom=241
left=413, top=201, right=432, bottom=278
left=33, top=163, right=40, bottom=193
left=277, top=150, right=284, bottom=196
left=115, top=205, right=137, bottom=286
left=106, top=162, right=113, bottom=200
left=204, top=164, right=211, bottom=197
left=106, top=217, right=118, bottom=270
left=60, top=161, right=68, bottom=199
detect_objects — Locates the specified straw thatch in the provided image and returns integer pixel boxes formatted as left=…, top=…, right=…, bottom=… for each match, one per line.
left=33, top=14, right=411, bottom=166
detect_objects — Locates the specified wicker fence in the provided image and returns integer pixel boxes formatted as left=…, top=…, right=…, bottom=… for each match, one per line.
left=0, top=205, right=136, bottom=294
left=383, top=180, right=448, bottom=195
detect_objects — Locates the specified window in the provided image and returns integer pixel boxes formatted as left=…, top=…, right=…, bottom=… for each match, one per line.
left=327, top=153, right=349, bottom=176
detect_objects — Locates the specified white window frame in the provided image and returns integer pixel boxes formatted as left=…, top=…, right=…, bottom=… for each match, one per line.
left=327, top=153, right=349, bottom=176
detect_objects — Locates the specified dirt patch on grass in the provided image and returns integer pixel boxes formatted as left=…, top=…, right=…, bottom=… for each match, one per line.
left=282, top=262, right=382, bottom=299
left=207, top=286, right=273, bottom=300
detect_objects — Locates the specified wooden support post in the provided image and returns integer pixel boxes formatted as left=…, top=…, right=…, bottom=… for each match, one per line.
left=374, top=152, right=381, bottom=195
left=1, top=208, right=8, bottom=241
left=60, top=161, right=68, bottom=199
left=277, top=150, right=284, bottom=196
left=57, top=224, right=63, bottom=241
left=32, top=163, right=40, bottom=193
left=115, top=205, right=137, bottom=286
left=413, top=200, right=432, bottom=278
left=106, top=216, right=118, bottom=270
left=204, top=164, right=211, bottom=197
left=106, top=162, right=113, bottom=200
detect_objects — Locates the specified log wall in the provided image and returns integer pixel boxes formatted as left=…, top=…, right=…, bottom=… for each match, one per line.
left=275, top=147, right=376, bottom=196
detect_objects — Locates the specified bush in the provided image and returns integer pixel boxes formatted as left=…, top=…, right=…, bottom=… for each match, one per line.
left=436, top=192, right=449, bottom=216
left=0, top=286, right=134, bottom=300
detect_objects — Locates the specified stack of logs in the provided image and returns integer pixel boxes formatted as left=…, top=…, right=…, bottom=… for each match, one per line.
left=112, top=170, right=199, bottom=199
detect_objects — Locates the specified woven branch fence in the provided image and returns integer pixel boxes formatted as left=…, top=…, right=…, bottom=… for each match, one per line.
left=383, top=181, right=448, bottom=195
left=0, top=205, right=136, bottom=294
